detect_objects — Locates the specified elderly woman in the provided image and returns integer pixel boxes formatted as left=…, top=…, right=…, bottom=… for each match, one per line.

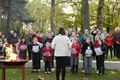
left=52, top=27, right=71, bottom=80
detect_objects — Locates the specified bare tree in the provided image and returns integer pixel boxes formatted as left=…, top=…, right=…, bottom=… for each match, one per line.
left=50, top=0, right=55, bottom=35
left=82, top=0, right=90, bottom=30
left=97, top=0, right=104, bottom=30
left=7, top=0, right=11, bottom=32
left=0, top=0, right=1, bottom=29
left=50, top=0, right=72, bottom=35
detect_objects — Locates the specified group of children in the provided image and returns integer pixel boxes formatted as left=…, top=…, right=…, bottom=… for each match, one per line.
left=0, top=31, right=106, bottom=76
left=1, top=28, right=120, bottom=77
left=18, top=36, right=53, bottom=73
left=69, top=36, right=106, bottom=76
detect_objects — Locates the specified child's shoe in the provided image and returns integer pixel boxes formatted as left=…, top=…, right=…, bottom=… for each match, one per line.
left=96, top=70, right=99, bottom=74
left=32, top=69, right=37, bottom=73
left=45, top=72, right=47, bottom=74
left=48, top=71, right=51, bottom=74
left=38, top=69, right=41, bottom=72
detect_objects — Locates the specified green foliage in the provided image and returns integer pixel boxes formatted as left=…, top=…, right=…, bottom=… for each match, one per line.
left=21, top=0, right=120, bottom=32
left=1, top=0, right=119, bottom=33
left=26, top=0, right=50, bottom=33
left=0, top=0, right=29, bottom=33
left=103, top=0, right=120, bottom=30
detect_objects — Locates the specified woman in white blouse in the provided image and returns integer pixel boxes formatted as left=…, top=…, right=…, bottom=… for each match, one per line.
left=52, top=27, right=71, bottom=80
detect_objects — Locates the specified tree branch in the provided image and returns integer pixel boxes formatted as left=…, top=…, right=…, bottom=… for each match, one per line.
left=55, top=0, right=72, bottom=6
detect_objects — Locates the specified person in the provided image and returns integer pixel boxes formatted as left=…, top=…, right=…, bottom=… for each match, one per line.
left=91, top=28, right=97, bottom=42
left=71, top=38, right=81, bottom=74
left=31, top=36, right=43, bottom=73
left=105, top=33, right=114, bottom=59
left=42, top=42, right=53, bottom=73
left=95, top=29, right=102, bottom=41
left=0, top=41, right=5, bottom=68
left=101, top=28, right=108, bottom=41
left=0, top=41, right=5, bottom=58
left=112, top=27, right=120, bottom=58
left=7, top=30, right=19, bottom=54
left=0, top=32, right=6, bottom=43
left=69, top=31, right=81, bottom=68
left=80, top=29, right=94, bottom=73
left=36, top=32, right=43, bottom=43
left=44, top=31, right=54, bottom=44
left=115, top=28, right=120, bottom=59
left=81, top=37, right=95, bottom=75
left=18, top=37, right=28, bottom=59
left=66, top=31, right=78, bottom=68
left=80, top=29, right=93, bottom=44
left=44, top=31, right=54, bottom=70
left=7, top=30, right=18, bottom=45
left=51, top=27, right=71, bottom=80
left=21, top=30, right=32, bottom=60
left=94, top=36, right=107, bottom=76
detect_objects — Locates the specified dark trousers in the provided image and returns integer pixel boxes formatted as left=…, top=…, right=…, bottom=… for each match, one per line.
left=28, top=44, right=32, bottom=60
left=113, top=43, right=117, bottom=57
left=106, top=46, right=113, bottom=59
left=45, top=61, right=51, bottom=72
left=116, top=44, right=120, bottom=58
left=56, top=57, right=67, bottom=80
left=51, top=56, right=54, bottom=68
left=96, top=54, right=105, bottom=75
left=82, top=55, right=85, bottom=70
left=19, top=51, right=27, bottom=59
left=71, top=56, right=79, bottom=74
left=32, top=53, right=40, bottom=69
left=71, top=65, right=78, bottom=74
left=66, top=57, right=70, bottom=67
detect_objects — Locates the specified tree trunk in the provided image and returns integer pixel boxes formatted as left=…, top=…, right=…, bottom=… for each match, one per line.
left=50, top=0, right=55, bottom=35
left=82, top=0, right=90, bottom=30
left=97, top=0, right=104, bottom=30
left=7, top=0, right=11, bottom=33
left=0, top=0, right=1, bottom=29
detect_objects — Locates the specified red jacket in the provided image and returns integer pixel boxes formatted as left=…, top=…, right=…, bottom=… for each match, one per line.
left=37, top=36, right=43, bottom=43
left=93, top=41, right=100, bottom=48
left=42, top=47, right=53, bottom=62
left=105, top=35, right=114, bottom=47
left=71, top=44, right=80, bottom=56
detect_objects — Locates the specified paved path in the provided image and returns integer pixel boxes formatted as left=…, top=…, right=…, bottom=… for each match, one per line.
left=25, top=60, right=120, bottom=70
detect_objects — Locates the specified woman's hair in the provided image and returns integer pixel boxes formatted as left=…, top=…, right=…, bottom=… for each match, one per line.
left=32, top=35, right=37, bottom=40
left=20, top=37, right=26, bottom=44
left=95, top=35, right=102, bottom=41
left=58, top=27, right=66, bottom=35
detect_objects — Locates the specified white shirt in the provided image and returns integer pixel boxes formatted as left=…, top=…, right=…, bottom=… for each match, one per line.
left=51, top=34, right=72, bottom=57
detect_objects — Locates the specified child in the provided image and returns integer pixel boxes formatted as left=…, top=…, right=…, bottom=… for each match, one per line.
left=18, top=37, right=28, bottom=59
left=42, top=42, right=53, bottom=73
left=94, top=36, right=107, bottom=76
left=71, top=38, right=81, bottom=74
left=81, top=37, right=95, bottom=75
left=31, top=36, right=43, bottom=73
left=105, top=33, right=114, bottom=59
left=0, top=41, right=5, bottom=58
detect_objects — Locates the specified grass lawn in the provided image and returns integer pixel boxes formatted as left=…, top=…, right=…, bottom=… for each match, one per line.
left=0, top=68, right=120, bottom=80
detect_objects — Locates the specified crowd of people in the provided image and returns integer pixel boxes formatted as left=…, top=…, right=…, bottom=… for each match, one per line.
left=0, top=27, right=120, bottom=80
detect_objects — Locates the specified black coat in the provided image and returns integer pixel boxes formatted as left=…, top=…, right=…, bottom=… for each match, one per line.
left=7, top=35, right=18, bottom=44
left=81, top=42, right=95, bottom=56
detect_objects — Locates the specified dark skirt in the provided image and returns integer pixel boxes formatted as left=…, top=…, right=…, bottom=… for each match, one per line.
left=19, top=50, right=27, bottom=59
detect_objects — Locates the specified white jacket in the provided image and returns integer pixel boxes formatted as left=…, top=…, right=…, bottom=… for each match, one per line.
left=51, top=34, right=72, bottom=57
